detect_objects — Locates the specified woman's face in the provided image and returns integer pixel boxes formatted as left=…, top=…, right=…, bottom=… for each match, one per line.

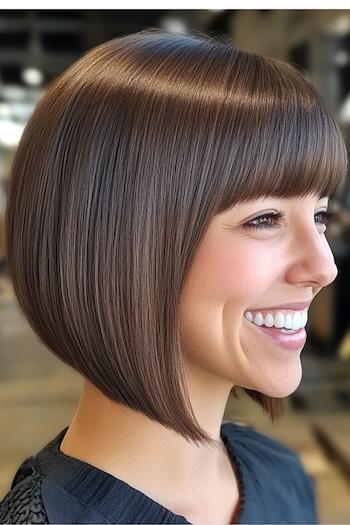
left=179, top=193, right=337, bottom=397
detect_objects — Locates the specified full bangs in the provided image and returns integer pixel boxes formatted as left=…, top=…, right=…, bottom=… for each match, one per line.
left=211, top=55, right=348, bottom=214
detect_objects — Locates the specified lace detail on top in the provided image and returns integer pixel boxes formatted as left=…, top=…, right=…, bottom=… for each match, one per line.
left=0, top=456, right=49, bottom=524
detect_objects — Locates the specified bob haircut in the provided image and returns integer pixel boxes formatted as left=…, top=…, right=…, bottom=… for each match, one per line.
left=5, top=28, right=348, bottom=449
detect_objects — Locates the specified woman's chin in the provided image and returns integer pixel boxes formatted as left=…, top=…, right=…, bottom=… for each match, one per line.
left=262, top=374, right=302, bottom=398
left=244, top=364, right=303, bottom=398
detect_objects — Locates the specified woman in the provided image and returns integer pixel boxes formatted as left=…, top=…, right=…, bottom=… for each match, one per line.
left=0, top=28, right=347, bottom=524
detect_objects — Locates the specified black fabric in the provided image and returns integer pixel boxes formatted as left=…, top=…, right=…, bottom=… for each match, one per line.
left=0, top=420, right=318, bottom=524
left=0, top=457, right=48, bottom=524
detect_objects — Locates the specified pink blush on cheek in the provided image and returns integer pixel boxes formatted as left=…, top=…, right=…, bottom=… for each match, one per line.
left=190, top=232, right=270, bottom=301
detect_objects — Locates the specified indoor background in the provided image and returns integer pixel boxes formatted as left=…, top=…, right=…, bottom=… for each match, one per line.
left=0, top=9, right=349, bottom=523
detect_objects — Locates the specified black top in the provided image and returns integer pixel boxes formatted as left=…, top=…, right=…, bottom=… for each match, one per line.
left=0, top=420, right=318, bottom=524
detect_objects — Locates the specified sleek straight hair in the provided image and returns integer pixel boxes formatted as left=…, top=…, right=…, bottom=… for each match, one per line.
left=5, top=28, right=348, bottom=449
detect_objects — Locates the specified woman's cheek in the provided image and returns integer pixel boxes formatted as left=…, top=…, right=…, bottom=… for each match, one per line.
left=182, top=229, right=278, bottom=307
left=215, top=243, right=275, bottom=300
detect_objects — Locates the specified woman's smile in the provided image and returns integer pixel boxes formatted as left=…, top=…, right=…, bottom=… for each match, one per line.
left=242, top=317, right=307, bottom=351
left=243, top=307, right=309, bottom=330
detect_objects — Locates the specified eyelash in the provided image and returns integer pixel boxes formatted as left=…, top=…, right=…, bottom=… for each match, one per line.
left=244, top=210, right=333, bottom=231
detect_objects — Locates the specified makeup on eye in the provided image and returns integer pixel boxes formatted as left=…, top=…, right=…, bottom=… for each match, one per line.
left=242, top=209, right=334, bottom=231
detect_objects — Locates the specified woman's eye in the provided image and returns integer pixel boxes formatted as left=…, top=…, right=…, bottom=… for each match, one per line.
left=243, top=210, right=334, bottom=231
left=314, top=210, right=334, bottom=228
left=243, top=211, right=285, bottom=231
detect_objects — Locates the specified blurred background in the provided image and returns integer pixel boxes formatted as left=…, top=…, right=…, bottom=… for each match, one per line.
left=0, top=9, right=350, bottom=523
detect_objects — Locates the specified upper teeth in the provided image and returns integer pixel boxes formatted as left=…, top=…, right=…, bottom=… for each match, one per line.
left=244, top=309, right=308, bottom=330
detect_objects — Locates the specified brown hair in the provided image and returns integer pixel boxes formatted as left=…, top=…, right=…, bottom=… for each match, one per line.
left=5, top=28, right=348, bottom=449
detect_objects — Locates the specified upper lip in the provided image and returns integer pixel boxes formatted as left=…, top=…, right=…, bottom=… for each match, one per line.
left=248, top=300, right=312, bottom=311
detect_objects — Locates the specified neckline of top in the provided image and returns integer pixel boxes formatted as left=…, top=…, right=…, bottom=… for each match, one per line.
left=44, top=420, right=247, bottom=524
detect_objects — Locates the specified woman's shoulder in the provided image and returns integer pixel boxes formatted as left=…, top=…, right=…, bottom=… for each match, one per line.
left=221, top=419, right=318, bottom=522
left=0, top=431, right=108, bottom=525
left=0, top=455, right=49, bottom=524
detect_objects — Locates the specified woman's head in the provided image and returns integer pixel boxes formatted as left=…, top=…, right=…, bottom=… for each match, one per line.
left=5, top=28, right=347, bottom=448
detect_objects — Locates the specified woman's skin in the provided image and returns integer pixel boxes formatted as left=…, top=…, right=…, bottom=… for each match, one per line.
left=60, top=193, right=336, bottom=524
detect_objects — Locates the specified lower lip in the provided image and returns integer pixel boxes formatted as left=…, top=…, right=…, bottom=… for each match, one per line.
left=246, top=320, right=307, bottom=350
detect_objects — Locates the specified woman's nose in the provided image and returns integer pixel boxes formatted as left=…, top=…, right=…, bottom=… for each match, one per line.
left=286, top=229, right=338, bottom=288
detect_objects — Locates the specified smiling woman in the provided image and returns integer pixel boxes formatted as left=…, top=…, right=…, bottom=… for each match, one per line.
left=1, top=28, right=348, bottom=524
